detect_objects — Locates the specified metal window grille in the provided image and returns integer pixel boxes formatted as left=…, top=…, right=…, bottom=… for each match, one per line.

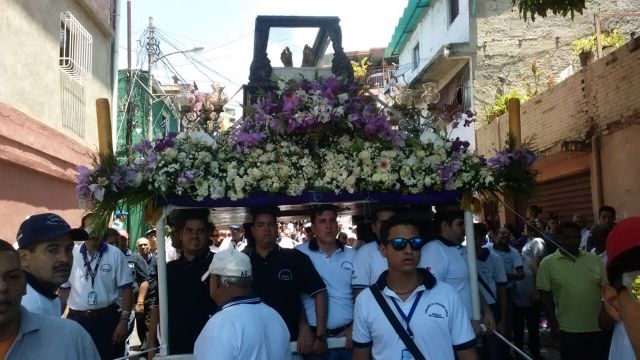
left=59, top=11, right=92, bottom=82
left=60, top=72, right=86, bottom=137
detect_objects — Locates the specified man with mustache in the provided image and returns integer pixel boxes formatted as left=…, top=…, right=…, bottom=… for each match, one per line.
left=16, top=213, right=88, bottom=317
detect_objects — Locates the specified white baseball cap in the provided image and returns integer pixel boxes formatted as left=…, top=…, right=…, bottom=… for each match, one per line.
left=201, top=248, right=252, bottom=281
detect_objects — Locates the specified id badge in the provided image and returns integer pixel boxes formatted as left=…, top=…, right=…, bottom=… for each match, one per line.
left=401, top=349, right=414, bottom=360
left=87, top=290, right=98, bottom=306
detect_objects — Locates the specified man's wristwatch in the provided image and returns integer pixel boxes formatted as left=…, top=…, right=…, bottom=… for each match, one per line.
left=314, top=334, right=328, bottom=343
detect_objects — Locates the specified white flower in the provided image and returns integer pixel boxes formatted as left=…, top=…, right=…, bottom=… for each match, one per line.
left=337, top=93, right=349, bottom=104
left=420, top=130, right=444, bottom=146
left=190, top=131, right=216, bottom=146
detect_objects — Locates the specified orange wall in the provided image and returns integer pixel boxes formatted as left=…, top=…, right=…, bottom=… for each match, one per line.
left=0, top=160, right=84, bottom=244
left=600, top=124, right=640, bottom=219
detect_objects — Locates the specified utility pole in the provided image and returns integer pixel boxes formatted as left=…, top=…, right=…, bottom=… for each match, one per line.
left=125, top=0, right=133, bottom=158
left=146, top=16, right=156, bottom=141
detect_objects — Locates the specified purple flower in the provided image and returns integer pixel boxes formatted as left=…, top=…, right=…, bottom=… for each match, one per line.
left=282, top=93, right=300, bottom=115
left=74, top=165, right=92, bottom=183
left=75, top=183, right=92, bottom=200
left=154, top=134, right=176, bottom=152
left=437, top=161, right=460, bottom=189
left=488, top=150, right=510, bottom=168
left=236, top=132, right=266, bottom=148
left=177, top=170, right=197, bottom=186
left=451, top=137, right=471, bottom=153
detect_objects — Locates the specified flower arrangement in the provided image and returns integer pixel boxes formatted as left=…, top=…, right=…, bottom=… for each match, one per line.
left=77, top=76, right=537, bottom=231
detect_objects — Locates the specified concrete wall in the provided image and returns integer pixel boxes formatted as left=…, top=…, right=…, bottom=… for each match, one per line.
left=0, top=0, right=114, bottom=148
left=473, top=0, right=640, bottom=118
left=399, top=0, right=471, bottom=85
left=476, top=39, right=640, bottom=218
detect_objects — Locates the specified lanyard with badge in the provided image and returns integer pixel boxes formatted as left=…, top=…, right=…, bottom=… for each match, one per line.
left=390, top=291, right=424, bottom=360
left=82, top=250, right=103, bottom=306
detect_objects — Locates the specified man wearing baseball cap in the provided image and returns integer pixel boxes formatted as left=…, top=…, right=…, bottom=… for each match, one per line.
left=602, top=217, right=640, bottom=359
left=17, top=213, right=88, bottom=317
left=194, top=248, right=290, bottom=359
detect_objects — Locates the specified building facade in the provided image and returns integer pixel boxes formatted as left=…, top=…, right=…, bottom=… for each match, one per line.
left=0, top=0, right=116, bottom=242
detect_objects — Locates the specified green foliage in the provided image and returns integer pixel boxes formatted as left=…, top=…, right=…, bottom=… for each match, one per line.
left=572, top=29, right=625, bottom=55
left=351, top=57, right=368, bottom=82
left=572, top=36, right=595, bottom=55
left=514, top=0, right=588, bottom=22
left=483, top=90, right=530, bottom=124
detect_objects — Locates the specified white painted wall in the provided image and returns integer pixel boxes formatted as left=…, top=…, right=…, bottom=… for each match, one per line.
left=398, top=0, right=470, bottom=85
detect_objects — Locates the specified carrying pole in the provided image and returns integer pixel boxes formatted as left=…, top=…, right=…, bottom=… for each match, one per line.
left=155, top=208, right=169, bottom=356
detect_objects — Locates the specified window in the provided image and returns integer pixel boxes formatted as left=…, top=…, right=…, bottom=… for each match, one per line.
left=59, top=12, right=92, bottom=137
left=449, top=0, right=459, bottom=24
left=413, top=43, right=420, bottom=71
left=59, top=12, right=92, bottom=82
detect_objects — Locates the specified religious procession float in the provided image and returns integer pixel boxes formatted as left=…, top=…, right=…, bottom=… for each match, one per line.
left=75, top=16, right=536, bottom=357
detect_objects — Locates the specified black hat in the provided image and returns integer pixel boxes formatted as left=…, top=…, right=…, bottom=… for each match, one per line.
left=17, top=213, right=89, bottom=249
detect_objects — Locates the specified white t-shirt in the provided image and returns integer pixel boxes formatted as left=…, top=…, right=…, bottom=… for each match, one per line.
left=296, top=241, right=355, bottom=329
left=352, top=270, right=476, bottom=360
left=61, top=242, right=133, bottom=311
left=22, top=283, right=61, bottom=317
left=512, top=255, right=537, bottom=307
left=352, top=241, right=431, bottom=289
left=522, top=237, right=546, bottom=261
left=194, top=296, right=291, bottom=360
left=476, top=249, right=507, bottom=305
left=489, top=245, right=523, bottom=288
left=609, top=322, right=635, bottom=360
left=278, top=236, right=298, bottom=249
left=421, top=239, right=473, bottom=318
left=580, top=228, right=590, bottom=250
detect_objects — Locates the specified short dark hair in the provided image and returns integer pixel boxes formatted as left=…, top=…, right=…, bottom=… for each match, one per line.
left=557, top=222, right=582, bottom=237
left=379, top=215, right=420, bottom=243
left=433, top=210, right=464, bottom=233
left=373, top=206, right=398, bottom=221
left=310, top=204, right=339, bottom=224
left=101, top=228, right=120, bottom=243
left=528, top=205, right=543, bottom=216
left=0, top=239, right=17, bottom=252
left=174, top=209, right=212, bottom=230
left=547, top=212, right=559, bottom=222
left=599, top=205, right=616, bottom=218
left=250, top=206, right=280, bottom=223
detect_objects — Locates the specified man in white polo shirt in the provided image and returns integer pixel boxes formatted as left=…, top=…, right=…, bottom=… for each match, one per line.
left=297, top=204, right=356, bottom=359
left=421, top=209, right=496, bottom=335
left=195, top=248, right=290, bottom=360
left=352, top=215, right=478, bottom=360
left=59, top=220, right=133, bottom=359
left=16, top=213, right=88, bottom=317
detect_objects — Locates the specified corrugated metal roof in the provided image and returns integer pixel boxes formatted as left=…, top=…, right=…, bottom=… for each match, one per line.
left=385, top=0, right=431, bottom=58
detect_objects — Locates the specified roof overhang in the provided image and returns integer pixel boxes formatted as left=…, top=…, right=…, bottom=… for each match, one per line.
left=408, top=46, right=470, bottom=90
left=385, top=0, right=431, bottom=58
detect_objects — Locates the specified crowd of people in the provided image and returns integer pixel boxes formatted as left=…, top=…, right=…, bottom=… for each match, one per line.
left=0, top=204, right=638, bottom=360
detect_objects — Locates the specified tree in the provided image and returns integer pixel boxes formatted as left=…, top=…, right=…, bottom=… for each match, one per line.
left=514, top=0, right=589, bottom=21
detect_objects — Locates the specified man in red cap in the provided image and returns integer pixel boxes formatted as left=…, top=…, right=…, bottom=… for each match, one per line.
left=602, top=217, right=640, bottom=359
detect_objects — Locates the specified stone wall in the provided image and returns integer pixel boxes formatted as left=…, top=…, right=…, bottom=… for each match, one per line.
left=472, top=0, right=640, bottom=120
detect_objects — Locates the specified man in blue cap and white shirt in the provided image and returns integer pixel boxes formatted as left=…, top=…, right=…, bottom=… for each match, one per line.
left=16, top=213, right=88, bottom=317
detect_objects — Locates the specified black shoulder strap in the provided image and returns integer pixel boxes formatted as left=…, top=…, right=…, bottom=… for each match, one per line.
left=370, top=284, right=427, bottom=360
left=477, top=275, right=496, bottom=303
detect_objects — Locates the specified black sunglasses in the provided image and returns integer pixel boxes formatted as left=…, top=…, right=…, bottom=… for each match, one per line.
left=383, top=237, right=425, bottom=251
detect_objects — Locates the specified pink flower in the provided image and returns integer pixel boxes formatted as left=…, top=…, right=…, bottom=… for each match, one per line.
left=379, top=159, right=391, bottom=172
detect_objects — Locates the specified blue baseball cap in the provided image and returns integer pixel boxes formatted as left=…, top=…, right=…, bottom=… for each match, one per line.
left=17, top=213, right=89, bottom=249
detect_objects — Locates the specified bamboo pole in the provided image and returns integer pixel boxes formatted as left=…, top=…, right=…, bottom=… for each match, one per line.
left=96, top=98, right=114, bottom=158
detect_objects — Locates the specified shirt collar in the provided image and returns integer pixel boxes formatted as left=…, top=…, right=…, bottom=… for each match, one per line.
left=24, top=272, right=58, bottom=300
left=219, top=295, right=261, bottom=311
left=433, top=235, right=462, bottom=248
left=374, top=268, right=437, bottom=291
left=17, top=306, right=41, bottom=338
left=476, top=248, right=490, bottom=262
left=79, top=241, right=108, bottom=255
left=308, top=238, right=344, bottom=252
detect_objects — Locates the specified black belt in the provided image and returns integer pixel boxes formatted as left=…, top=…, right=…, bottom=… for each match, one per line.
left=68, top=303, right=119, bottom=318
left=311, top=322, right=352, bottom=337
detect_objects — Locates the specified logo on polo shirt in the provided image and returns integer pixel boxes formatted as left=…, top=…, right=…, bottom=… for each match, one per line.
left=101, top=264, right=113, bottom=272
left=340, top=261, right=353, bottom=271
left=278, top=269, right=293, bottom=281
left=425, top=302, right=448, bottom=319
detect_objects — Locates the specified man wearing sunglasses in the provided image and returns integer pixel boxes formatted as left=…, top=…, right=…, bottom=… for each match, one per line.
left=602, top=217, right=640, bottom=359
left=352, top=215, right=478, bottom=360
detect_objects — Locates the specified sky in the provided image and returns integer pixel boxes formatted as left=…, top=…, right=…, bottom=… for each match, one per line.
left=117, top=0, right=408, bottom=109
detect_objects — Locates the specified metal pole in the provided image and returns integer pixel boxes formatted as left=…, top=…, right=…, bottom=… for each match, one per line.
left=464, top=210, right=481, bottom=320
left=594, top=14, right=602, bottom=60
left=147, top=16, right=155, bottom=141
left=155, top=208, right=169, bottom=356
left=111, top=0, right=121, bottom=151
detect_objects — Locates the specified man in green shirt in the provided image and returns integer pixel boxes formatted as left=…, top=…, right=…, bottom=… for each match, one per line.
left=537, top=222, right=608, bottom=360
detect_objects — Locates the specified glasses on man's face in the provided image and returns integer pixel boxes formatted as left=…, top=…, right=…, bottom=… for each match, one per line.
left=383, top=237, right=426, bottom=251
left=617, top=270, right=640, bottom=303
